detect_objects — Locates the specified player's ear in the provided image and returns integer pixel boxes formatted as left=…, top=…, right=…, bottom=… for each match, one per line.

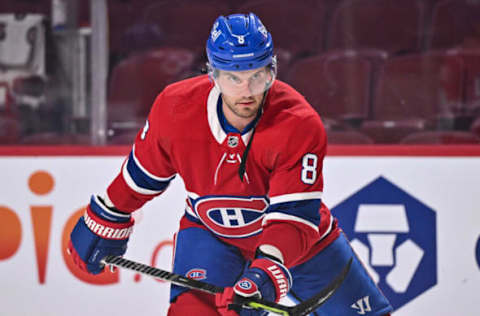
left=206, top=62, right=215, bottom=83
left=207, top=63, right=221, bottom=90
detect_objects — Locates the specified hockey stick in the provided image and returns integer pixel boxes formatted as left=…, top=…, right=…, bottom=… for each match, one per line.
left=101, top=255, right=352, bottom=316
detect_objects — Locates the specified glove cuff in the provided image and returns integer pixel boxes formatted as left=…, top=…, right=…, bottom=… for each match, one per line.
left=90, top=195, right=131, bottom=222
left=250, top=258, right=292, bottom=300
left=84, top=196, right=134, bottom=240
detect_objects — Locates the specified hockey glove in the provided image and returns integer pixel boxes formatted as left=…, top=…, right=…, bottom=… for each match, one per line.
left=68, top=195, right=134, bottom=274
left=215, top=257, right=292, bottom=316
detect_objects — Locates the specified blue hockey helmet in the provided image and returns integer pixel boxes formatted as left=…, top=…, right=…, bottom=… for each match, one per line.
left=206, top=13, right=274, bottom=71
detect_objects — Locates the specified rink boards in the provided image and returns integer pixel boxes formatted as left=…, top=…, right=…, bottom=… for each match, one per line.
left=0, top=146, right=478, bottom=315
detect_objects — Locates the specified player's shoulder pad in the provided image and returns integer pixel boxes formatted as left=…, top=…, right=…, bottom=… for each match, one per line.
left=148, top=75, right=213, bottom=127
left=264, top=80, right=323, bottom=125
left=262, top=81, right=325, bottom=137
left=160, top=75, right=212, bottom=102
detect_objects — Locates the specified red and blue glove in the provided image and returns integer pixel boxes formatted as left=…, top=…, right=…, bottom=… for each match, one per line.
left=68, top=195, right=134, bottom=274
left=216, top=256, right=292, bottom=316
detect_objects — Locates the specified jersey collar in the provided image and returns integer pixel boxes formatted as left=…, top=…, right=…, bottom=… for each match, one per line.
left=207, top=85, right=254, bottom=145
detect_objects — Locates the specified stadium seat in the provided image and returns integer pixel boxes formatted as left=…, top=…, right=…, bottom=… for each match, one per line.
left=456, top=49, right=480, bottom=117
left=285, top=50, right=378, bottom=128
left=107, top=0, right=144, bottom=59
left=428, top=0, right=480, bottom=50
left=107, top=47, right=195, bottom=134
left=274, top=48, right=294, bottom=81
left=327, top=0, right=426, bottom=55
left=0, top=81, right=12, bottom=114
left=11, top=75, right=46, bottom=109
left=400, top=130, right=480, bottom=144
left=0, top=115, right=20, bottom=144
left=0, top=0, right=49, bottom=15
left=360, top=51, right=464, bottom=143
left=108, top=129, right=139, bottom=145
left=327, top=130, right=374, bottom=144
left=19, top=132, right=91, bottom=145
left=238, top=0, right=328, bottom=58
left=360, top=119, right=427, bottom=144
left=471, top=116, right=480, bottom=138
left=141, top=1, right=231, bottom=53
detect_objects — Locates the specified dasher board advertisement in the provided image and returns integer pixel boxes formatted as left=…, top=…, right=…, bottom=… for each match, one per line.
left=0, top=150, right=479, bottom=315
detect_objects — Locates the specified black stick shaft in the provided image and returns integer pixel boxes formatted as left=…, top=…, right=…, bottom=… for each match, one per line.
left=101, top=255, right=223, bottom=294
left=102, top=255, right=351, bottom=316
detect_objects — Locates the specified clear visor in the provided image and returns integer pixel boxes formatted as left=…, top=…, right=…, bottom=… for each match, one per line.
left=211, top=65, right=276, bottom=97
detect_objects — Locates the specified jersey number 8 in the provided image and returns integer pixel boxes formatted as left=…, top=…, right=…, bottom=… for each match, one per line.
left=301, top=153, right=318, bottom=185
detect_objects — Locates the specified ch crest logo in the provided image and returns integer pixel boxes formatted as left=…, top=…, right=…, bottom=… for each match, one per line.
left=194, top=196, right=268, bottom=238
left=351, top=296, right=372, bottom=315
left=186, top=268, right=207, bottom=280
left=239, top=280, right=252, bottom=290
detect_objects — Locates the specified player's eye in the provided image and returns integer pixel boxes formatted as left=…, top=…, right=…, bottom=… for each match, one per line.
left=250, top=71, right=266, bottom=82
left=252, top=72, right=262, bottom=79
left=227, top=74, right=242, bottom=84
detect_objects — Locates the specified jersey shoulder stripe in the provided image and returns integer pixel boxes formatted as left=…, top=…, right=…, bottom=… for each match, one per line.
left=266, top=199, right=321, bottom=227
left=269, top=191, right=323, bottom=205
left=122, top=149, right=175, bottom=195
left=262, top=212, right=319, bottom=232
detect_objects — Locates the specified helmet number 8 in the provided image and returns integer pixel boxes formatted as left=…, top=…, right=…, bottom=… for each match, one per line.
left=301, top=153, right=318, bottom=185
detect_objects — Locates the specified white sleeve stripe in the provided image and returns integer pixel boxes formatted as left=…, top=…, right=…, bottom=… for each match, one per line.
left=186, top=190, right=200, bottom=200
left=262, top=212, right=319, bottom=232
left=122, top=160, right=164, bottom=195
left=258, top=244, right=284, bottom=264
left=93, top=195, right=131, bottom=219
left=185, top=204, right=198, bottom=218
left=320, top=214, right=334, bottom=240
left=269, top=191, right=323, bottom=205
left=132, top=145, right=175, bottom=181
left=103, top=193, right=116, bottom=209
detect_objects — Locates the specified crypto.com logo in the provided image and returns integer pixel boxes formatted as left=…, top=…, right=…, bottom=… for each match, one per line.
left=476, top=236, right=480, bottom=270
left=332, top=176, right=437, bottom=310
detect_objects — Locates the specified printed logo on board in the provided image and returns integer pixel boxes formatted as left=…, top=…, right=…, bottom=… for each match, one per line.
left=332, top=176, right=437, bottom=310
left=476, top=236, right=480, bottom=270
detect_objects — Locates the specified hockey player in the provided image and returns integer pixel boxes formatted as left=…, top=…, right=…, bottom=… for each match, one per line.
left=68, top=13, right=393, bottom=316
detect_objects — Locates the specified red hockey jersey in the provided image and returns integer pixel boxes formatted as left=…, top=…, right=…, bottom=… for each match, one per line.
left=106, top=75, right=340, bottom=267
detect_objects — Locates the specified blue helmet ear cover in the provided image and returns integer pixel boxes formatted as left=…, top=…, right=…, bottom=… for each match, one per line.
left=206, top=12, right=274, bottom=71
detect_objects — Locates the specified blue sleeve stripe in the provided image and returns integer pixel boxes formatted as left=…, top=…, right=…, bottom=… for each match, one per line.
left=266, top=199, right=321, bottom=227
left=123, top=151, right=175, bottom=194
left=131, top=146, right=176, bottom=181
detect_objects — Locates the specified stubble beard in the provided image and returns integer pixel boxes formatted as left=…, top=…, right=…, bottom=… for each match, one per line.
left=224, top=99, right=260, bottom=119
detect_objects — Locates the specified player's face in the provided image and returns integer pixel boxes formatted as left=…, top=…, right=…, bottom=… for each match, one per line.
left=216, top=67, right=274, bottom=97
left=217, top=67, right=272, bottom=120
